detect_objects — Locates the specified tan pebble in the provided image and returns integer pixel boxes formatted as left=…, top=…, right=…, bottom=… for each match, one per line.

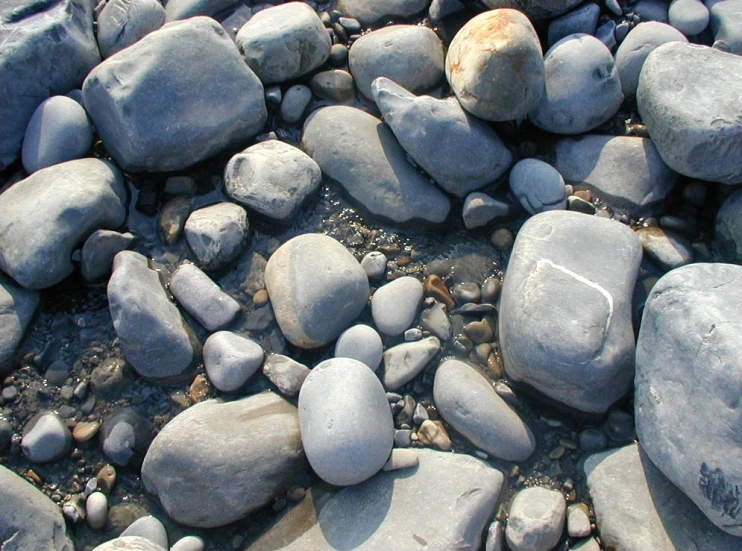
left=73, top=421, right=100, bottom=442
left=422, top=274, right=454, bottom=309
left=549, top=445, right=566, bottom=460
left=253, top=289, right=269, bottom=306
left=417, top=420, right=452, bottom=451
left=491, top=228, right=514, bottom=251
left=189, top=374, right=210, bottom=403
left=96, top=464, right=117, bottom=495
left=487, top=352, right=504, bottom=379
left=573, top=189, right=592, bottom=202
left=26, top=469, right=42, bottom=486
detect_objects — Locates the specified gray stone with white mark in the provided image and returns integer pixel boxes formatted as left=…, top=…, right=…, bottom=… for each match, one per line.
left=334, top=324, right=383, bottom=372
left=462, top=193, right=512, bottom=229
left=506, top=487, right=566, bottom=551
left=97, top=0, right=165, bottom=58
left=382, top=336, right=441, bottom=390
left=203, top=331, right=263, bottom=392
left=372, top=276, right=423, bottom=336
left=184, top=202, right=249, bottom=272
left=170, top=263, right=240, bottom=331
left=509, top=159, right=567, bottom=215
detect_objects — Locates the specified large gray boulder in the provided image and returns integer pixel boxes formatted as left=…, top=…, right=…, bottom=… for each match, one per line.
left=499, top=210, right=642, bottom=413
left=336, top=0, right=428, bottom=24
left=481, top=0, right=584, bottom=19
left=302, top=106, right=450, bottom=224
left=0, top=0, right=100, bottom=170
left=0, top=158, right=126, bottom=289
left=635, top=263, right=742, bottom=536
left=637, top=41, right=742, bottom=184
left=0, top=275, right=38, bottom=374
left=142, top=393, right=305, bottom=528
left=83, top=16, right=266, bottom=172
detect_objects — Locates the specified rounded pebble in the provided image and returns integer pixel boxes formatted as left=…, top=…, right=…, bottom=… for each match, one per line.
left=203, top=331, right=264, bottom=392
left=509, top=159, right=567, bottom=214
left=21, top=411, right=72, bottom=463
left=334, top=324, right=384, bottom=372
left=506, top=486, right=566, bottom=551
left=171, top=536, right=205, bottom=551
left=360, top=251, right=387, bottom=279
left=120, top=515, right=168, bottom=549
left=280, top=85, right=312, bottom=125
left=86, top=491, right=109, bottom=530
left=371, top=276, right=424, bottom=336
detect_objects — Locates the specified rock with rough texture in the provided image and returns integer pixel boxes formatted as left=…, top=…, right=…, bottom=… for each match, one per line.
left=142, top=393, right=305, bottom=528
left=382, top=336, right=441, bottom=390
left=669, top=0, right=709, bottom=35
left=635, top=263, right=742, bottom=536
left=0, top=276, right=39, bottom=373
left=446, top=9, right=544, bottom=122
left=499, top=210, right=642, bottom=413
left=509, top=159, right=567, bottom=214
left=637, top=41, right=742, bottom=184
left=371, top=276, right=423, bottom=336
left=715, top=188, right=742, bottom=263
left=262, top=354, right=310, bottom=396
left=203, top=331, right=263, bottom=392
left=336, top=0, right=428, bottom=23
left=97, top=0, right=166, bottom=58
left=81, top=230, right=137, bottom=282
left=0, top=158, right=126, bottom=289
left=169, top=263, right=240, bottom=331
left=506, top=487, right=566, bottom=551
left=707, top=0, right=742, bottom=55
left=547, top=3, right=601, bottom=46
left=334, top=324, right=384, bottom=372
left=265, top=234, right=369, bottom=348
left=481, top=0, right=584, bottom=19
left=184, top=202, right=249, bottom=272
left=92, top=536, right=167, bottom=551
left=83, top=17, right=266, bottom=172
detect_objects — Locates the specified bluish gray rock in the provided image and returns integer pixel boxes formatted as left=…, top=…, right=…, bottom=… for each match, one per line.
left=360, top=251, right=387, bottom=279
left=547, top=3, right=601, bottom=47
left=100, top=408, right=153, bottom=468
left=302, top=106, right=451, bottom=224
left=382, top=336, right=441, bottom=390
left=371, top=276, right=423, bottom=336
left=636, top=227, right=694, bottom=271
left=120, top=515, right=167, bottom=549
left=165, top=0, right=239, bottom=22
left=21, top=411, right=72, bottom=463
left=499, top=210, right=642, bottom=413
left=337, top=0, right=428, bottom=23
left=169, top=263, right=240, bottom=331
left=170, top=536, right=204, bottom=551
left=420, top=301, right=452, bottom=341
left=596, top=19, right=617, bottom=50
left=707, top=0, right=742, bottom=54
left=265, top=234, right=369, bottom=348
left=309, top=70, right=356, bottom=104
left=481, top=0, right=583, bottom=19
left=0, top=276, right=38, bottom=373
left=669, top=0, right=709, bottom=35
left=530, top=34, right=622, bottom=135
left=299, top=358, right=394, bottom=486
left=506, top=487, right=566, bottom=551
left=83, top=17, right=266, bottom=172
left=715, top=188, right=742, bottom=263
left=280, top=85, right=312, bottom=125
left=509, top=159, right=567, bottom=214
left=638, top=42, right=742, bottom=184
left=262, top=354, right=310, bottom=396
left=203, top=331, right=263, bottom=392
left=92, top=537, right=166, bottom=551
left=97, top=0, right=166, bottom=58
left=184, top=202, right=249, bottom=272
left=429, top=0, right=466, bottom=20
left=634, top=0, right=670, bottom=22
left=0, top=158, right=126, bottom=289
left=371, top=77, right=513, bottom=197
left=462, top=193, right=513, bottom=229
left=81, top=230, right=137, bottom=282
left=635, top=263, right=742, bottom=536
left=334, top=324, right=383, bottom=372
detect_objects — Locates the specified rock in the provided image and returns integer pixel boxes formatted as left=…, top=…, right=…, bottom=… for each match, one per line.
left=169, top=263, right=240, bottom=331
left=83, top=17, right=266, bottom=172
left=462, top=193, right=512, bottom=229
left=81, top=230, right=137, bottom=282
left=235, top=3, right=330, bottom=84
left=336, top=0, right=428, bottom=24
left=383, top=448, right=419, bottom=471
left=158, top=196, right=191, bottom=246
left=97, top=0, right=166, bottom=58
left=349, top=25, right=444, bottom=100
left=21, top=411, right=72, bottom=463
left=224, top=141, right=321, bottom=222
left=371, top=77, right=513, bottom=197
left=596, top=19, right=617, bottom=50
left=371, top=276, right=423, bottom=336
left=429, top=0, right=466, bottom=20
left=499, top=210, right=642, bottom=413
left=434, top=359, right=536, bottom=461
left=0, top=276, right=39, bottom=373
left=298, top=358, right=394, bottom=486
left=382, top=336, right=441, bottom=390
left=334, top=324, right=384, bottom=372
left=480, top=0, right=583, bottom=19
left=184, top=202, right=249, bottom=272
left=360, top=251, right=387, bottom=279
left=0, top=158, right=126, bottom=290
left=707, top=0, right=742, bottom=54
left=170, top=536, right=204, bottom=551
left=100, top=408, right=153, bottom=468
left=86, top=491, right=109, bottom=530
left=265, top=234, right=369, bottom=348
left=446, top=9, right=544, bottom=122
left=568, top=504, right=592, bottom=538
left=203, top=331, right=263, bottom=392
left=165, top=0, right=239, bottom=21
left=509, top=159, right=567, bottom=214
left=280, top=85, right=312, bottom=125
left=715, top=188, right=742, bottom=263
left=262, top=354, right=310, bottom=396
left=669, top=0, right=709, bottom=35
left=572, top=537, right=601, bottom=551
left=108, top=251, right=199, bottom=381
left=506, top=487, right=566, bottom=551
left=635, top=262, right=742, bottom=536
left=420, top=301, right=452, bottom=341
left=635, top=227, right=694, bottom=271
left=309, top=70, right=356, bottom=103
left=142, top=392, right=305, bottom=528
left=634, top=0, right=670, bottom=22
left=0, top=417, right=11, bottom=451
left=486, top=520, right=505, bottom=551
left=529, top=34, right=623, bottom=135
left=92, top=536, right=167, bottom=551
left=303, top=106, right=450, bottom=224
left=637, top=41, right=742, bottom=184
left=120, top=515, right=167, bottom=549
left=547, top=3, right=601, bottom=47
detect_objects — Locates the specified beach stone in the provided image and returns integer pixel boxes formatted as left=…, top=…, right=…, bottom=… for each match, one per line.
left=165, top=0, right=239, bottom=21
left=446, top=9, right=544, bottom=122
left=224, top=141, right=321, bottom=222
left=21, top=411, right=72, bottom=463
left=420, top=301, right=452, bottom=341
left=349, top=25, right=444, bottom=100
left=81, top=230, right=137, bottom=282
left=309, top=70, right=356, bottom=103
left=86, top=491, right=108, bottom=530
left=280, top=85, right=312, bottom=125
left=506, top=487, right=566, bottom=551
left=360, top=251, right=387, bottom=279
left=634, top=0, right=671, bottom=22
left=334, top=324, right=384, bottom=372
left=499, top=210, right=642, bottom=413
left=635, top=262, right=742, bottom=536
left=509, top=159, right=567, bottom=214
left=235, top=3, right=330, bottom=84
left=97, top=0, right=165, bottom=58
left=336, top=0, right=428, bottom=24
left=568, top=504, right=592, bottom=538
left=572, top=537, right=600, bottom=551
left=299, top=358, right=393, bottom=486
left=100, top=408, right=153, bottom=468
left=372, top=276, right=423, bottom=336
left=0, top=276, right=38, bottom=373
left=142, top=393, right=305, bottom=528
left=262, top=354, right=310, bottom=396
left=302, top=106, right=450, bottom=224
left=120, top=515, right=167, bottom=549
left=636, top=227, right=694, bottom=271
left=170, top=536, right=204, bottom=551
left=434, top=359, right=536, bottom=461
left=92, top=536, right=166, bottom=551
left=554, top=135, right=678, bottom=218
left=707, top=0, right=742, bottom=54
left=596, top=19, right=617, bottom=50
left=108, top=251, right=199, bottom=381
left=0, top=158, right=126, bottom=290
left=83, top=17, right=267, bottom=172
left=715, top=188, right=742, bottom=263
left=547, top=3, right=601, bottom=46
left=184, top=202, right=249, bottom=272
left=382, top=336, right=441, bottom=390
left=371, top=77, right=513, bottom=197
left=462, top=193, right=512, bottom=229
left=637, top=41, right=742, bottom=184
left=170, top=263, right=240, bottom=331
left=669, top=0, right=709, bottom=35
left=203, top=331, right=263, bottom=392
left=481, top=0, right=583, bottom=19
left=530, top=34, right=622, bottom=135
left=429, top=0, right=466, bottom=20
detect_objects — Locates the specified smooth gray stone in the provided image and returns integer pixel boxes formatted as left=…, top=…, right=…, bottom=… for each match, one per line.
left=0, top=158, right=126, bottom=290
left=203, top=331, right=263, bottom=392
left=265, top=233, right=369, bottom=348
left=170, top=536, right=204, bottom=551
left=669, top=0, right=710, bottom=35
left=371, top=77, right=512, bottom=197
left=506, top=487, right=566, bottom=551
left=334, top=324, right=384, bottom=372
left=420, top=301, right=452, bottom=341
left=715, top=188, right=742, bottom=263
left=97, top=0, right=165, bottom=58
left=249, top=449, right=504, bottom=551
left=142, top=393, right=305, bottom=528
left=596, top=18, right=617, bottom=50
left=0, top=463, right=74, bottom=550
left=635, top=227, right=694, bottom=271
left=336, top=0, right=428, bottom=24
left=120, top=515, right=167, bottom=549
left=446, top=9, right=544, bottom=121
left=480, top=0, right=583, bottom=19
left=530, top=34, right=622, bottom=135
left=707, top=0, right=742, bottom=55
left=499, top=210, right=642, bottom=413
left=81, top=230, right=137, bottom=282
left=638, top=42, right=742, bottom=184
left=429, top=0, right=466, bottom=20
left=434, top=359, right=536, bottom=461
left=547, top=2, right=601, bottom=47
left=462, top=193, right=512, bottom=229
left=280, top=85, right=312, bottom=125
left=509, top=158, right=567, bottom=214
left=302, top=106, right=450, bottom=224
left=381, top=336, right=441, bottom=390
left=92, top=537, right=166, bottom=551
left=224, top=140, right=321, bottom=222
left=360, top=251, right=387, bottom=279
left=184, top=202, right=249, bottom=272
left=635, top=263, right=742, bottom=536
left=299, top=358, right=394, bottom=486
left=83, top=17, right=266, bottom=172
left=371, top=276, right=423, bottom=336
left=585, top=443, right=742, bottom=550
left=165, top=0, right=240, bottom=21
left=615, top=22, right=688, bottom=98
left=100, top=408, right=153, bottom=468
left=21, top=411, right=72, bottom=463
left=634, top=0, right=671, bottom=22
left=236, top=3, right=330, bottom=84
left=554, top=134, right=678, bottom=218
left=170, top=263, right=241, bottom=331
left=309, top=70, right=356, bottom=103
left=349, top=25, right=444, bottom=100
left=0, top=0, right=100, bottom=171
left=0, top=276, right=38, bottom=373
left=262, top=354, right=310, bottom=396
left=108, top=251, right=198, bottom=381
left=86, top=491, right=108, bottom=529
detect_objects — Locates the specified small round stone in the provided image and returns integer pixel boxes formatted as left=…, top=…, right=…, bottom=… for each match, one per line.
left=371, top=276, right=424, bottom=336
left=21, top=411, right=72, bottom=463
left=280, top=85, right=312, bottom=125
left=334, top=324, right=384, bottom=371
left=329, top=43, right=349, bottom=66
left=579, top=428, right=608, bottom=452
left=100, top=408, right=153, bottom=468
left=203, top=332, right=264, bottom=392
left=360, top=251, right=387, bottom=279
left=491, top=228, right=514, bottom=251
left=86, top=491, right=109, bottom=530
left=171, top=536, right=205, bottom=551
left=452, top=282, right=481, bottom=304
left=567, top=503, right=592, bottom=538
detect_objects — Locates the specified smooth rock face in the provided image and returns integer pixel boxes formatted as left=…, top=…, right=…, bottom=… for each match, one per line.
left=83, top=17, right=267, bottom=172
left=0, top=158, right=127, bottom=290
left=499, top=210, right=642, bottom=413
left=669, top=0, right=709, bottom=35
left=637, top=41, right=742, bottom=184
left=0, top=276, right=39, bottom=373
left=142, top=393, right=305, bottom=528
left=334, top=324, right=384, bottom=371
left=509, top=159, right=567, bottom=214
left=203, top=331, right=264, bottom=392
left=446, top=9, right=544, bottom=121
left=81, top=230, right=137, bottom=282
left=547, top=3, right=601, bottom=46
left=707, top=0, right=742, bottom=55
left=371, top=77, right=513, bottom=197
left=92, top=536, right=168, bottom=551
left=97, top=0, right=166, bottom=58
left=184, top=202, right=249, bottom=272
left=21, top=411, right=72, bottom=463
left=302, top=106, right=450, bottom=224
left=506, top=487, right=566, bottom=551
left=480, top=0, right=583, bottom=19
left=434, top=359, right=536, bottom=461
left=336, top=0, right=428, bottom=23
left=635, top=263, right=742, bottom=536
left=120, top=515, right=168, bottom=548
left=298, top=358, right=394, bottom=486
left=100, top=408, right=153, bottom=468
left=371, top=276, right=423, bottom=336
left=463, top=193, right=512, bottom=229
left=382, top=336, right=441, bottom=390
left=265, top=234, right=369, bottom=348
left=636, top=227, right=694, bottom=271
left=715, top=188, right=742, bottom=263
left=169, top=263, right=241, bottom=331
left=165, top=0, right=238, bottom=21
left=236, top=3, right=330, bottom=84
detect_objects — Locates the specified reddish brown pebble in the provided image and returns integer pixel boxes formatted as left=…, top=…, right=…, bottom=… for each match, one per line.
left=189, top=374, right=210, bottom=403
left=423, top=274, right=454, bottom=309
